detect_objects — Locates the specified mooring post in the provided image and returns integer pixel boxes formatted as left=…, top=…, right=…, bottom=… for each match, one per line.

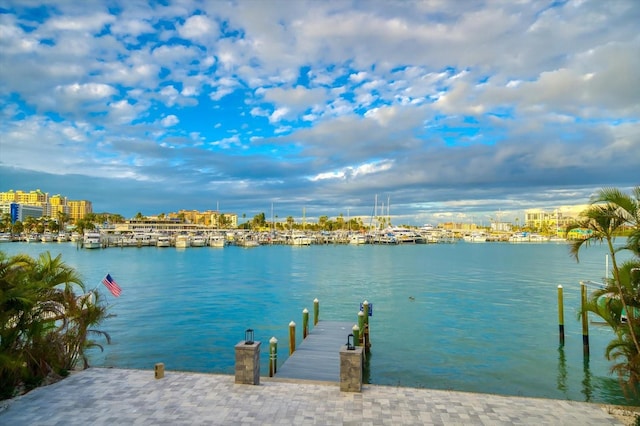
left=352, top=324, right=360, bottom=347
left=357, top=310, right=365, bottom=345
left=289, top=321, right=296, bottom=355
left=362, top=300, right=371, bottom=352
left=580, top=281, right=589, bottom=357
left=558, top=285, right=565, bottom=346
left=154, top=362, right=165, bottom=379
left=269, top=336, right=278, bottom=377
left=313, top=298, right=319, bottom=325
left=303, top=308, right=309, bottom=339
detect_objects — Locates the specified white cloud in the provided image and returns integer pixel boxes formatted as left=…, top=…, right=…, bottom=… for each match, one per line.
left=269, top=107, right=290, bottom=123
left=161, top=115, right=179, bottom=127
left=178, top=14, right=218, bottom=41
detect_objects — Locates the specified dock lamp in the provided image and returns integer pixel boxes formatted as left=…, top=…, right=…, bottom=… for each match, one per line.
left=245, top=329, right=254, bottom=345
left=346, top=333, right=355, bottom=350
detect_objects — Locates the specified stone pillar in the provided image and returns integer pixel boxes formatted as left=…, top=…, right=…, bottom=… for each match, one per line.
left=235, top=341, right=261, bottom=385
left=340, top=345, right=363, bottom=392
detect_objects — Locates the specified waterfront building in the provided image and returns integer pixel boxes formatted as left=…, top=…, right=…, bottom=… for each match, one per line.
left=168, top=209, right=238, bottom=228
left=524, top=206, right=585, bottom=233
left=0, top=189, right=92, bottom=221
left=67, top=200, right=92, bottom=221
left=49, top=194, right=70, bottom=218
left=0, top=202, right=44, bottom=222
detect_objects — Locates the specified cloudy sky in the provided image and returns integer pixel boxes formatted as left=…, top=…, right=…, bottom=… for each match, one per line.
left=1, top=0, right=638, bottom=225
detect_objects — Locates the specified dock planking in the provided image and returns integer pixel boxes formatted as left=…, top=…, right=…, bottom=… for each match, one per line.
left=276, top=320, right=354, bottom=382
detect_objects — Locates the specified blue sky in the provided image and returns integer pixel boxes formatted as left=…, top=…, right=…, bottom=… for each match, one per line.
left=1, top=0, right=638, bottom=225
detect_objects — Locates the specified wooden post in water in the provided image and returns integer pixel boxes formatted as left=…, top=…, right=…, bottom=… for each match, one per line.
left=269, top=337, right=278, bottom=377
left=289, top=321, right=296, bottom=355
left=362, top=300, right=371, bottom=353
left=313, top=298, right=319, bottom=326
left=357, top=311, right=365, bottom=346
left=580, top=281, right=589, bottom=357
left=302, top=308, right=309, bottom=339
left=352, top=324, right=360, bottom=347
left=558, top=285, right=565, bottom=346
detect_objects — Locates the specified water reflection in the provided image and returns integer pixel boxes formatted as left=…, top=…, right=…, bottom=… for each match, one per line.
left=556, top=346, right=567, bottom=396
left=582, top=356, right=593, bottom=402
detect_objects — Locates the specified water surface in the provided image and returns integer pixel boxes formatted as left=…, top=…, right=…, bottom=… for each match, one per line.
left=3, top=240, right=637, bottom=405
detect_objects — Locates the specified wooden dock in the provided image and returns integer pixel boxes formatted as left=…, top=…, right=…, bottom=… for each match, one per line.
left=276, top=320, right=354, bottom=382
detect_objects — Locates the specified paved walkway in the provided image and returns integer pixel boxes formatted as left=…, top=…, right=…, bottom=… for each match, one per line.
left=0, top=368, right=623, bottom=425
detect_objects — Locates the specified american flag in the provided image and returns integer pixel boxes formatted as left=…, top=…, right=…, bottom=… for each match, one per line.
left=102, top=273, right=122, bottom=297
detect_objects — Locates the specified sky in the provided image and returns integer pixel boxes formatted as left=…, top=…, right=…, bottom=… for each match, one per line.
left=1, top=0, right=639, bottom=226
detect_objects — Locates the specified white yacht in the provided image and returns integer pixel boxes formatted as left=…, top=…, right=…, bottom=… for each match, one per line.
left=175, top=234, right=190, bottom=248
left=83, top=232, right=102, bottom=249
left=208, top=235, right=226, bottom=247
left=190, top=235, right=206, bottom=247
left=156, top=235, right=171, bottom=247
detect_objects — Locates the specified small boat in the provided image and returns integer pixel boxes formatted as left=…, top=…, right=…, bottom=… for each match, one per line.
left=175, top=234, right=190, bottom=248
left=83, top=232, right=102, bottom=249
left=348, top=234, right=367, bottom=245
left=290, top=232, right=313, bottom=246
left=463, top=232, right=488, bottom=243
left=156, top=235, right=171, bottom=247
left=208, top=235, right=226, bottom=248
left=190, top=235, right=206, bottom=247
left=41, top=232, right=54, bottom=243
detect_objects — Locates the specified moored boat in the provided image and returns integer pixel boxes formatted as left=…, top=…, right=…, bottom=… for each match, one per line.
left=190, top=234, right=206, bottom=247
left=208, top=234, right=226, bottom=247
left=156, top=235, right=171, bottom=247
left=83, top=232, right=102, bottom=249
left=175, top=234, right=190, bottom=248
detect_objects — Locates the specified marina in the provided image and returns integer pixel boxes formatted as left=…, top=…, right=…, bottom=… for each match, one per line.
left=1, top=240, right=638, bottom=406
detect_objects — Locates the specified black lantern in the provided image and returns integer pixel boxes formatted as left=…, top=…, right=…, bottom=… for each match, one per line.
left=346, top=333, right=355, bottom=350
left=245, top=328, right=254, bottom=345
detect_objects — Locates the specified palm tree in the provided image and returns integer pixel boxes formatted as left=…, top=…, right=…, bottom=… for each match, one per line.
left=0, top=251, right=112, bottom=399
left=569, top=186, right=640, bottom=394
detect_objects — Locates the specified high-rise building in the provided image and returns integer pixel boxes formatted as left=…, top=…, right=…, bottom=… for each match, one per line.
left=68, top=200, right=93, bottom=221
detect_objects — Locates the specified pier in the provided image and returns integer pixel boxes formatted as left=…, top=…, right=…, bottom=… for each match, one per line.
left=276, top=320, right=354, bottom=382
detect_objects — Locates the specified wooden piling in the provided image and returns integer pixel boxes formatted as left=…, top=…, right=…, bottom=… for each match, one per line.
left=269, top=336, right=278, bottom=377
left=289, top=321, right=296, bottom=355
left=362, top=300, right=371, bottom=352
left=154, top=362, right=164, bottom=379
left=303, top=308, right=309, bottom=339
left=352, top=324, right=360, bottom=347
left=313, top=298, right=319, bottom=325
left=558, top=285, right=565, bottom=346
left=580, top=281, right=589, bottom=357
left=357, top=311, right=365, bottom=345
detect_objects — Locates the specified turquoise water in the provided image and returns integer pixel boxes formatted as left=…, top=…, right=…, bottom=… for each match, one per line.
left=2, top=241, right=638, bottom=406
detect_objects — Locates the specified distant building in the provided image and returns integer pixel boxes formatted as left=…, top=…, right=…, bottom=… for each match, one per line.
left=0, top=202, right=44, bottom=222
left=168, top=209, right=238, bottom=228
left=524, top=206, right=585, bottom=232
left=0, top=189, right=92, bottom=221
left=67, top=200, right=92, bottom=221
